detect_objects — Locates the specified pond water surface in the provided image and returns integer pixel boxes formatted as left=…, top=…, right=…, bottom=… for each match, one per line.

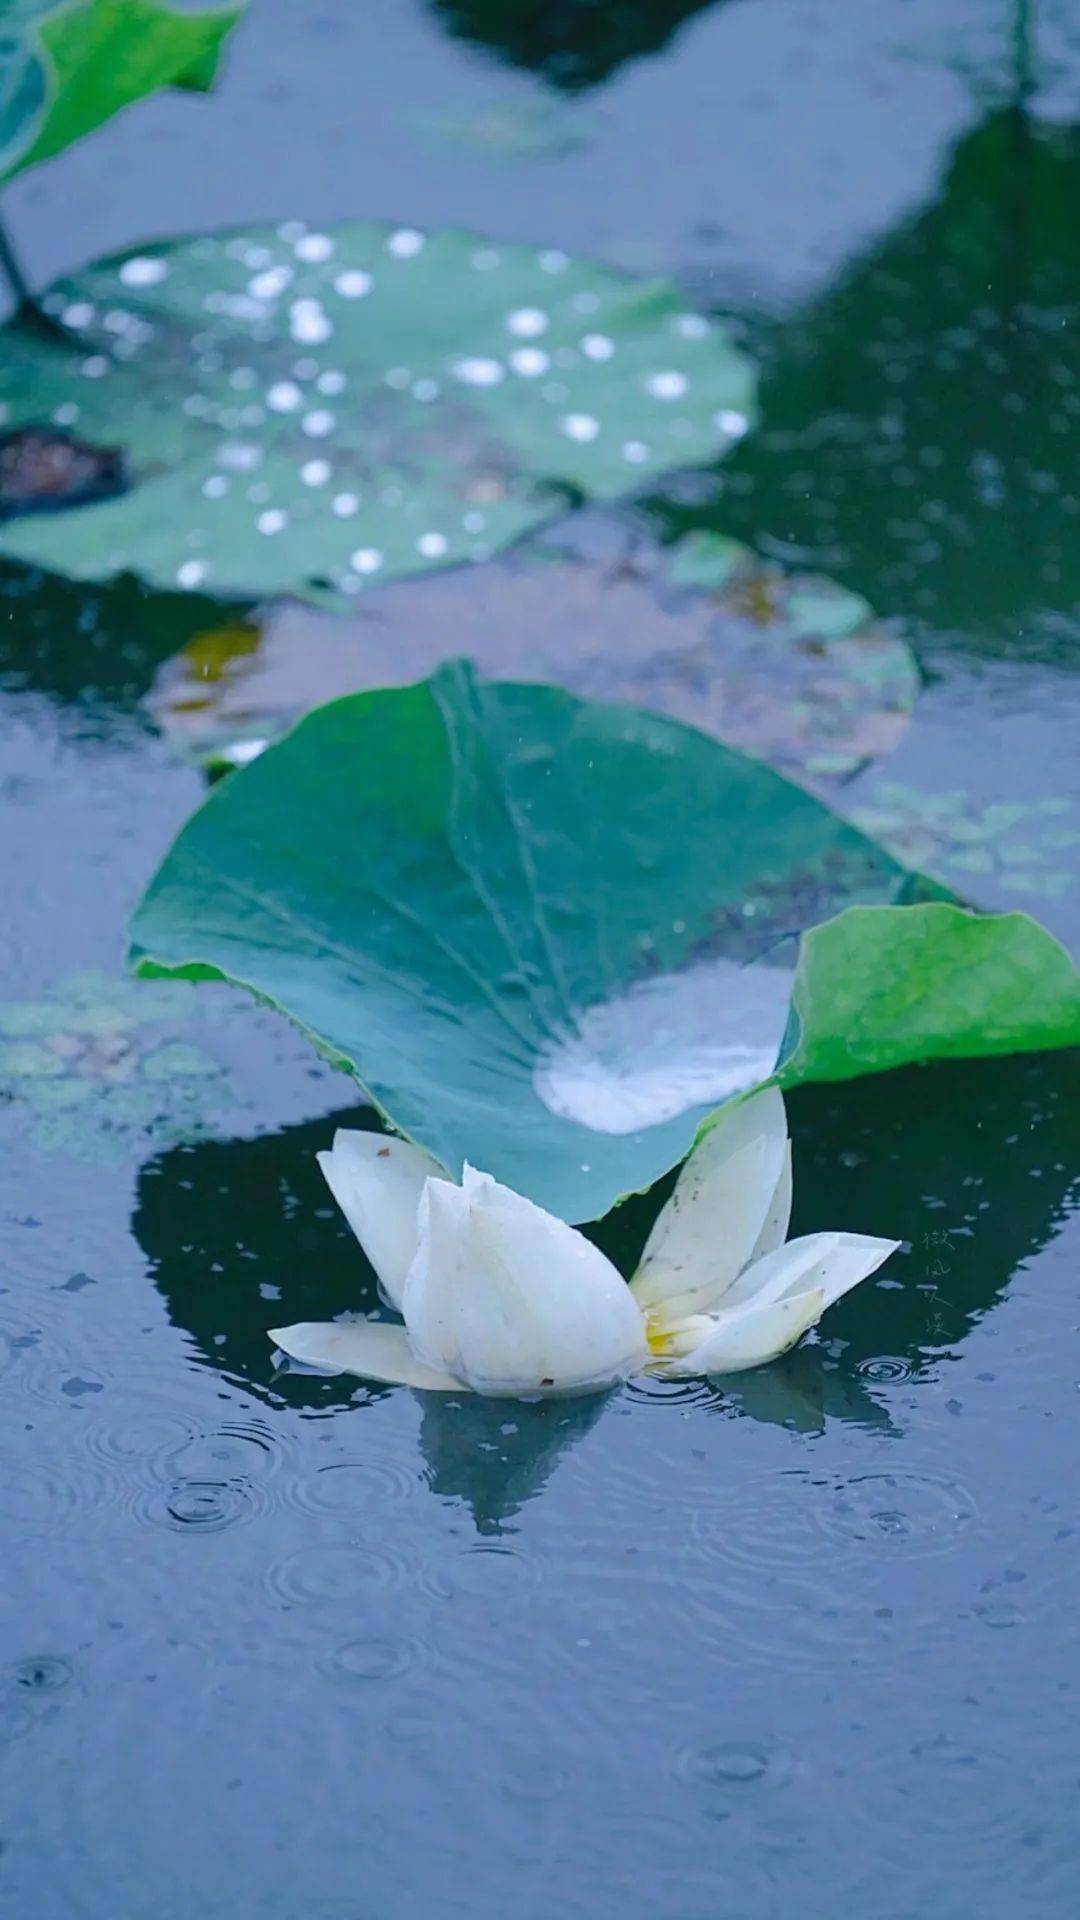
left=1, top=4, right=1078, bottom=1916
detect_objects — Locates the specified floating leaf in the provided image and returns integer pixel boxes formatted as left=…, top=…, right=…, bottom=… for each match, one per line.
left=851, top=785, right=1080, bottom=908
left=0, top=222, right=755, bottom=602
left=0, top=967, right=330, bottom=1158
left=129, top=666, right=1079, bottom=1222
left=0, top=0, right=244, bottom=186
left=146, top=539, right=916, bottom=784
left=666, top=529, right=746, bottom=593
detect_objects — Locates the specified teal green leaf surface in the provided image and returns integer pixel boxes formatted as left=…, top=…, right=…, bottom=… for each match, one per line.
left=0, top=222, right=755, bottom=602
left=129, top=667, right=1079, bottom=1222
left=0, top=0, right=244, bottom=185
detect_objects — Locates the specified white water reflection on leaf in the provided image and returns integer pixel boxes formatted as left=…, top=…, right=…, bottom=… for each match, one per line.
left=533, top=954, right=793, bottom=1133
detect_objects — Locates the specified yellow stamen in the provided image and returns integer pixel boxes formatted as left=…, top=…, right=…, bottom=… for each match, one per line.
left=645, top=1313, right=674, bottom=1357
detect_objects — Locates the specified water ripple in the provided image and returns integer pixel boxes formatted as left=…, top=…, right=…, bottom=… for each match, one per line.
left=671, top=1733, right=794, bottom=1796
left=133, top=1475, right=268, bottom=1533
left=0, top=1458, right=103, bottom=1534
left=317, top=1636, right=424, bottom=1685
left=419, top=1543, right=541, bottom=1600
left=265, top=1541, right=410, bottom=1606
left=8, top=1654, right=76, bottom=1696
left=287, top=1453, right=421, bottom=1517
left=625, top=1374, right=722, bottom=1410
left=816, top=1469, right=977, bottom=1558
left=856, top=1355, right=915, bottom=1384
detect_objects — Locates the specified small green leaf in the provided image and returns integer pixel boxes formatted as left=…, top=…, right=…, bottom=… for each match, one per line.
left=667, top=529, right=746, bottom=592
left=778, top=904, right=1080, bottom=1087
left=785, top=583, right=873, bottom=641
left=0, top=0, right=245, bottom=185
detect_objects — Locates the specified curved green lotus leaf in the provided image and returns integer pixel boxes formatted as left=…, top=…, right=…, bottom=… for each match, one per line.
left=128, top=666, right=1080, bottom=1222
left=0, top=0, right=244, bottom=185
left=0, top=221, right=755, bottom=601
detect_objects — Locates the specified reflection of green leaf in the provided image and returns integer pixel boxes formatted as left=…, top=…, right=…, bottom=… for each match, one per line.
left=0, top=222, right=755, bottom=602
left=652, top=116, right=1080, bottom=656
left=129, top=666, right=1078, bottom=1223
left=0, top=0, right=245, bottom=186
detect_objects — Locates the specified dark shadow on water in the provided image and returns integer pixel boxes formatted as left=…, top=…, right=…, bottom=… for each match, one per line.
left=651, top=114, right=1080, bottom=659
left=594, top=1049, right=1078, bottom=1433
left=135, top=1104, right=390, bottom=1414
left=429, top=0, right=722, bottom=93
left=0, top=562, right=245, bottom=717
left=417, top=1391, right=607, bottom=1533
left=135, top=1051, right=1077, bottom=1494
left=785, top=1048, right=1079, bottom=1369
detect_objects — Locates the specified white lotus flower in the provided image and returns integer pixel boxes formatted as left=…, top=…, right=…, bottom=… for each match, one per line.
left=269, top=1091, right=898, bottom=1398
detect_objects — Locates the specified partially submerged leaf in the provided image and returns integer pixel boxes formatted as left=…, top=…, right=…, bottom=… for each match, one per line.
left=147, top=540, right=917, bottom=783
left=0, top=965, right=338, bottom=1159
left=129, top=666, right=1079, bottom=1222
left=851, top=785, right=1080, bottom=906
left=0, top=222, right=755, bottom=601
left=0, top=0, right=245, bottom=186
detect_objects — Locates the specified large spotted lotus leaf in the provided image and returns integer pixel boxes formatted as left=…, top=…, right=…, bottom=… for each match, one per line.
left=128, top=663, right=1080, bottom=1224
left=0, top=222, right=756, bottom=601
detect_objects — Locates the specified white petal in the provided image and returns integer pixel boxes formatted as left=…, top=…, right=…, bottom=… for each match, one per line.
left=720, top=1231, right=900, bottom=1315
left=749, top=1138, right=792, bottom=1263
left=402, top=1168, right=647, bottom=1397
left=268, top=1319, right=463, bottom=1390
left=631, top=1087, right=790, bottom=1318
left=666, top=1287, right=827, bottom=1376
left=399, top=1177, right=471, bottom=1380
left=316, top=1131, right=446, bottom=1309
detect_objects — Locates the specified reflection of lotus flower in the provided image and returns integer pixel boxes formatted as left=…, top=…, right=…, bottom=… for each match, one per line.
left=270, top=1090, right=898, bottom=1398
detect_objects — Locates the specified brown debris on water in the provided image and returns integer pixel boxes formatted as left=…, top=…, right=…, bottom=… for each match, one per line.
left=0, top=427, right=127, bottom=520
